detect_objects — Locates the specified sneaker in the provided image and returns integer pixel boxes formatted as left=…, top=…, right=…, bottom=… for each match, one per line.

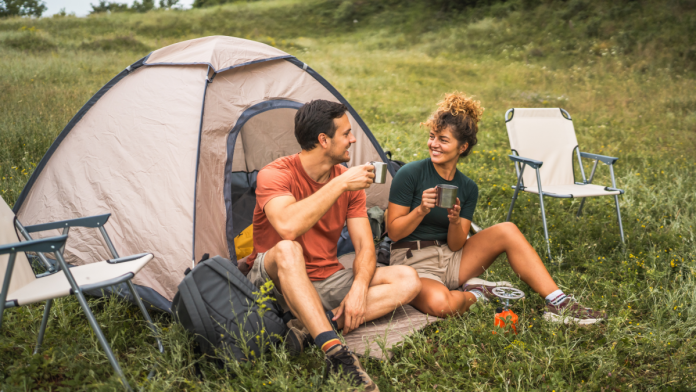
left=543, top=296, right=606, bottom=325
left=324, top=344, right=379, bottom=391
left=460, top=278, right=518, bottom=301
left=284, top=319, right=311, bottom=356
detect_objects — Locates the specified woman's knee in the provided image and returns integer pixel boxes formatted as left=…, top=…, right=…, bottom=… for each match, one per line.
left=492, top=221, right=522, bottom=240
left=419, top=288, right=456, bottom=317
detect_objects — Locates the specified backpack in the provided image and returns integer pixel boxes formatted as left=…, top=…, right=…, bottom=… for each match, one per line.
left=171, top=255, right=287, bottom=362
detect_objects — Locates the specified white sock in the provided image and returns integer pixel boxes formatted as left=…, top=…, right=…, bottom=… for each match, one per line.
left=545, top=289, right=567, bottom=305
left=469, top=289, right=487, bottom=303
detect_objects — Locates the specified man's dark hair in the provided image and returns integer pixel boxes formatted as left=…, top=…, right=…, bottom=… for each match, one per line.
left=294, top=100, right=348, bottom=151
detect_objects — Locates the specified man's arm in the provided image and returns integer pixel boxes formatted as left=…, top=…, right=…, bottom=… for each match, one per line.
left=333, top=217, right=375, bottom=334
left=264, top=165, right=374, bottom=240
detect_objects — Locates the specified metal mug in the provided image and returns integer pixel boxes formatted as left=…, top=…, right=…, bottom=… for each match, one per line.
left=435, top=184, right=458, bottom=208
left=369, top=161, right=387, bottom=184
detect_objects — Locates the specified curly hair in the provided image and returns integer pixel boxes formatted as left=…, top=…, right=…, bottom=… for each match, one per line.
left=422, top=92, right=484, bottom=159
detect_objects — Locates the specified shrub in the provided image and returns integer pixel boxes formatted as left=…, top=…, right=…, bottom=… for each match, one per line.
left=79, top=35, right=151, bottom=52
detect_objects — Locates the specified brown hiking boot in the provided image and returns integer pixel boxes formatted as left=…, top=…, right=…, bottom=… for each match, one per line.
left=544, top=296, right=606, bottom=325
left=284, top=319, right=311, bottom=356
left=460, top=278, right=519, bottom=301
left=324, top=344, right=379, bottom=391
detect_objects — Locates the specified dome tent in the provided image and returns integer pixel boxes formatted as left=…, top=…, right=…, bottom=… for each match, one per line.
left=13, top=36, right=395, bottom=312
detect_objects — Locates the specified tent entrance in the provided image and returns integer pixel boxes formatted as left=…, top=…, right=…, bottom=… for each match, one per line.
left=224, top=100, right=303, bottom=259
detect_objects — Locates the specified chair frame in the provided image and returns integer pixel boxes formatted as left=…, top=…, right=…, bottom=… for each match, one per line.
left=504, top=108, right=625, bottom=261
left=1, top=213, right=164, bottom=391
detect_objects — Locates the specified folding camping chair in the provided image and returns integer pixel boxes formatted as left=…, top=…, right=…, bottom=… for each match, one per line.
left=0, top=199, right=163, bottom=391
left=504, top=108, right=625, bottom=261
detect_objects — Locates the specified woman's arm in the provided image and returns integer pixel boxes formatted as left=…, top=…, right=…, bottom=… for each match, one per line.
left=386, top=188, right=438, bottom=242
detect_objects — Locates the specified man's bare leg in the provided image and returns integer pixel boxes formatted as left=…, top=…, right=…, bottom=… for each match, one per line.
left=457, top=222, right=558, bottom=297
left=261, top=240, right=334, bottom=337
left=331, top=265, right=421, bottom=331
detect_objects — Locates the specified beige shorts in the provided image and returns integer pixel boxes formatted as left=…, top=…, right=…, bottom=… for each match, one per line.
left=389, top=243, right=463, bottom=290
left=248, top=251, right=355, bottom=311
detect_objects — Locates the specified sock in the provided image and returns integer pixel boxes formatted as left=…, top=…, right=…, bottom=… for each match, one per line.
left=545, top=290, right=567, bottom=305
left=315, top=331, right=341, bottom=353
left=325, top=310, right=339, bottom=331
left=469, top=289, right=487, bottom=303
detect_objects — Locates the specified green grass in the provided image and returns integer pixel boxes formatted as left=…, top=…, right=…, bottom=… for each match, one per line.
left=1, top=0, right=696, bottom=390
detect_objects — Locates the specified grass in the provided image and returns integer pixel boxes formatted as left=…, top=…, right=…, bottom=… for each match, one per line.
left=1, top=0, right=695, bottom=390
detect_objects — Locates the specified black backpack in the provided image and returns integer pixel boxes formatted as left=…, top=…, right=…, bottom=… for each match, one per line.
left=171, top=255, right=287, bottom=362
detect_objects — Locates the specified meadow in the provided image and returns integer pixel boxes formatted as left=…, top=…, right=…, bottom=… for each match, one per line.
left=1, top=0, right=695, bottom=390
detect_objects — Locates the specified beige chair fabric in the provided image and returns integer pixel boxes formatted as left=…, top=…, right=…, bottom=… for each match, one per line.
left=0, top=197, right=35, bottom=295
left=505, top=108, right=618, bottom=197
left=7, top=255, right=152, bottom=306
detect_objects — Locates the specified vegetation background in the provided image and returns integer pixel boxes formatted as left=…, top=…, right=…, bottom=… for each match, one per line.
left=1, top=0, right=695, bottom=390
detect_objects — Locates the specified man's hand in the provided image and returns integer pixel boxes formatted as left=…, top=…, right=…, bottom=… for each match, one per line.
left=447, top=198, right=461, bottom=225
left=417, top=187, right=437, bottom=216
left=339, top=164, right=375, bottom=192
left=332, top=283, right=368, bottom=335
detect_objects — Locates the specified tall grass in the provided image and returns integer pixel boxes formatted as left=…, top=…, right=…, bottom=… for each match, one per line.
left=1, top=0, right=695, bottom=390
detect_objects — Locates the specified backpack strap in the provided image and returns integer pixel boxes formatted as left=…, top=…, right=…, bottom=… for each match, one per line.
left=206, top=257, right=258, bottom=301
left=180, top=277, right=216, bottom=354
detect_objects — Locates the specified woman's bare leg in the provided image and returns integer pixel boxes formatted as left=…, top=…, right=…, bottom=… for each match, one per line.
left=457, top=222, right=558, bottom=297
left=411, top=278, right=477, bottom=317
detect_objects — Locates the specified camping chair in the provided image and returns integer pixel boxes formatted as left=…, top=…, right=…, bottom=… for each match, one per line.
left=504, top=108, right=625, bottom=261
left=0, top=199, right=163, bottom=391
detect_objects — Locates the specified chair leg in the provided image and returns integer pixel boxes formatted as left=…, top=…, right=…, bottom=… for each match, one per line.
left=538, top=193, right=552, bottom=261
left=576, top=197, right=588, bottom=217
left=126, top=280, right=164, bottom=354
left=614, top=195, right=625, bottom=244
left=73, top=289, right=133, bottom=392
left=34, top=299, right=53, bottom=354
left=506, top=188, right=521, bottom=222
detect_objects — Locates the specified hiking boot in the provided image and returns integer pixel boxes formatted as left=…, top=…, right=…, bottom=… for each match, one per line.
left=543, top=296, right=606, bottom=325
left=284, top=319, right=311, bottom=356
left=460, top=278, right=519, bottom=301
left=324, top=344, right=379, bottom=391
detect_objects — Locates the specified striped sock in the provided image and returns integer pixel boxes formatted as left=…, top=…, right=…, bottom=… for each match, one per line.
left=469, top=289, right=487, bottom=302
left=315, top=330, right=341, bottom=352
left=545, top=290, right=567, bottom=306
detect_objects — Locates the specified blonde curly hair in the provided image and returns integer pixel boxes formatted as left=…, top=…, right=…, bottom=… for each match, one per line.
left=422, top=92, right=484, bottom=159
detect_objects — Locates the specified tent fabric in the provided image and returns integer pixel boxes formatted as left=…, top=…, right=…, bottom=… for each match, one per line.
left=145, top=36, right=291, bottom=73
left=521, top=184, right=621, bottom=198
left=0, top=198, right=35, bottom=295
left=14, top=36, right=394, bottom=310
left=506, top=108, right=579, bottom=189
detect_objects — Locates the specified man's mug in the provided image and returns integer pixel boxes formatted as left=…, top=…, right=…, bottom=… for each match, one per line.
left=369, top=161, right=387, bottom=184
left=435, top=184, right=458, bottom=208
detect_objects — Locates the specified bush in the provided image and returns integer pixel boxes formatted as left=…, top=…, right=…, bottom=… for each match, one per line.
left=1, top=27, right=55, bottom=51
left=0, top=0, right=46, bottom=18
left=79, top=35, right=151, bottom=52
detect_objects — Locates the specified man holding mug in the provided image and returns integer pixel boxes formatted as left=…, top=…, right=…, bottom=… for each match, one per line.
left=244, top=99, right=421, bottom=391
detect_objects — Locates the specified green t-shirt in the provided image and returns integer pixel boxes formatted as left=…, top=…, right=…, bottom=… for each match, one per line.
left=389, top=158, right=478, bottom=242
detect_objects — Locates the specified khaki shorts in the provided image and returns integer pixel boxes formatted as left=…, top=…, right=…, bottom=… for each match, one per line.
left=248, top=252, right=355, bottom=311
left=390, top=243, right=463, bottom=290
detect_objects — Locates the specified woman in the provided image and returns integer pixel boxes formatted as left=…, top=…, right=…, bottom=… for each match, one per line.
left=386, top=92, right=605, bottom=324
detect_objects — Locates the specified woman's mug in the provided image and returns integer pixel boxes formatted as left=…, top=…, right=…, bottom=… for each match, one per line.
left=435, top=184, right=458, bottom=208
left=369, top=161, right=387, bottom=184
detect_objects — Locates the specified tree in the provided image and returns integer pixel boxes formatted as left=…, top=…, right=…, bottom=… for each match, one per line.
left=0, top=0, right=47, bottom=17
left=159, top=0, right=179, bottom=9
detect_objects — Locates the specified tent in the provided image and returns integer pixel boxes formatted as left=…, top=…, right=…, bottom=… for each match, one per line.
left=13, top=36, right=395, bottom=312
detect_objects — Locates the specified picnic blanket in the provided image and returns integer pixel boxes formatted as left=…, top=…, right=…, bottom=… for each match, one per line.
left=338, top=253, right=442, bottom=360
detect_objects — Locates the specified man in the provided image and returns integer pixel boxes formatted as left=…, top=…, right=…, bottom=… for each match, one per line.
left=244, top=100, right=421, bottom=391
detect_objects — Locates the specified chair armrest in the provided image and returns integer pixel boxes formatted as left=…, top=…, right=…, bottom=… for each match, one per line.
left=107, top=253, right=151, bottom=264
left=508, top=155, right=543, bottom=169
left=580, top=152, right=618, bottom=165
left=0, top=235, right=68, bottom=256
left=23, top=214, right=111, bottom=233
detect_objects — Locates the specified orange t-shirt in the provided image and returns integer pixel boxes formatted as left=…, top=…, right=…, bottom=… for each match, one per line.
left=248, top=154, right=367, bottom=281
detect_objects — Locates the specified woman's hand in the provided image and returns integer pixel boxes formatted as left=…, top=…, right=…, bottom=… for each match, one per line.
left=447, top=198, right=461, bottom=225
left=417, top=187, right=437, bottom=216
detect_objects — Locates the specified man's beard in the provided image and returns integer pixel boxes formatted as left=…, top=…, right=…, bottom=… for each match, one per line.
left=329, top=147, right=351, bottom=164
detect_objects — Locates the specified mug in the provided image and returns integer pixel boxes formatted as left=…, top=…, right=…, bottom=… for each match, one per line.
left=435, top=184, right=458, bottom=208
left=369, top=161, right=387, bottom=184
